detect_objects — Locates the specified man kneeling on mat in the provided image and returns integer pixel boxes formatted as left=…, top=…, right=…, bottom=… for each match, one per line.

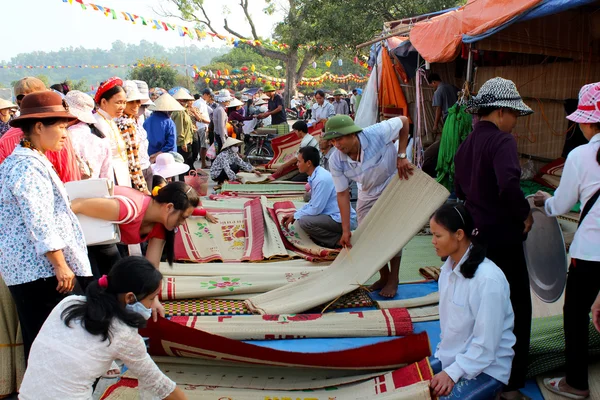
left=282, top=147, right=357, bottom=249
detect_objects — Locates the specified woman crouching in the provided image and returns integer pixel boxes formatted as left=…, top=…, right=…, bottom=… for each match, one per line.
left=19, top=256, right=187, bottom=400
left=430, top=204, right=516, bottom=400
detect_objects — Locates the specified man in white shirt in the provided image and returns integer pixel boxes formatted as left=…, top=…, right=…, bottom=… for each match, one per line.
left=193, top=89, right=212, bottom=168
left=326, top=114, right=412, bottom=298
left=275, top=120, right=319, bottom=182
left=311, top=90, right=335, bottom=124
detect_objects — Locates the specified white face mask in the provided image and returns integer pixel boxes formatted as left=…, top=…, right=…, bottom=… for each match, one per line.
left=231, top=147, right=240, bottom=154
left=126, top=294, right=152, bottom=320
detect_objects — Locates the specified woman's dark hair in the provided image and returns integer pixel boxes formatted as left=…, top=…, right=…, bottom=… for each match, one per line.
left=315, top=90, right=325, bottom=98
left=152, top=175, right=167, bottom=188
left=432, top=203, right=485, bottom=279
left=152, top=181, right=200, bottom=265
left=299, top=146, right=320, bottom=168
left=51, top=81, right=70, bottom=95
left=477, top=107, right=501, bottom=117
left=89, top=123, right=106, bottom=139
left=62, top=256, right=162, bottom=342
left=19, top=117, right=72, bottom=138
left=98, top=85, right=125, bottom=104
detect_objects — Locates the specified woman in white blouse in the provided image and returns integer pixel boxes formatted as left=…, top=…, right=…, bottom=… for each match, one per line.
left=534, top=82, right=600, bottom=400
left=429, top=203, right=516, bottom=400
left=93, top=77, right=131, bottom=187
left=0, top=92, right=93, bottom=361
left=19, top=256, right=188, bottom=400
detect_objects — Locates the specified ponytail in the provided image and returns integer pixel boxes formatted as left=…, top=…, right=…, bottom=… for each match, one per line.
left=432, top=203, right=486, bottom=279
left=62, top=257, right=162, bottom=342
left=151, top=181, right=199, bottom=265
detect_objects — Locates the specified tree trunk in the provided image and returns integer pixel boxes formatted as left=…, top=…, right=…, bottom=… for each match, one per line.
left=283, top=50, right=299, bottom=108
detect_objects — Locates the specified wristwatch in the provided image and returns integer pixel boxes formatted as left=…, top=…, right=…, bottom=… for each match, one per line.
left=397, top=153, right=407, bottom=160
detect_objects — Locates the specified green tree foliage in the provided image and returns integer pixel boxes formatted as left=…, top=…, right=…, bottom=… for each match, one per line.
left=0, top=40, right=228, bottom=88
left=168, top=0, right=463, bottom=104
left=127, top=57, right=180, bottom=90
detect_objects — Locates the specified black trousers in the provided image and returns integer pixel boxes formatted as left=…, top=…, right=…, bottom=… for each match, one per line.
left=191, top=131, right=200, bottom=168
left=215, top=164, right=240, bottom=184
left=565, top=259, right=600, bottom=390
left=9, top=276, right=89, bottom=361
left=87, top=244, right=122, bottom=278
left=486, top=243, right=532, bottom=391
left=177, top=145, right=193, bottom=181
left=290, top=172, right=309, bottom=182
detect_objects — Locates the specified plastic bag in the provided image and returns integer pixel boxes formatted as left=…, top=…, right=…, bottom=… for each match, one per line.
left=521, top=158, right=536, bottom=181
left=207, top=144, right=216, bottom=160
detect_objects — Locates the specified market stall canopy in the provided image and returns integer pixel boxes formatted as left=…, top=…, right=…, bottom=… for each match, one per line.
left=410, top=0, right=598, bottom=63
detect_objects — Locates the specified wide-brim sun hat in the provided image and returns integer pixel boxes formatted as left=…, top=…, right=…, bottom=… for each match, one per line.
left=132, top=80, right=153, bottom=105
left=10, top=91, right=77, bottom=127
left=222, top=137, right=243, bottom=151
left=261, top=94, right=270, bottom=100
left=0, top=98, right=18, bottom=111
left=262, top=84, right=276, bottom=93
left=567, top=82, right=600, bottom=123
left=227, top=98, right=244, bottom=108
left=148, top=93, right=185, bottom=112
left=122, top=80, right=146, bottom=103
left=215, top=89, right=233, bottom=103
left=151, top=152, right=190, bottom=178
left=322, top=115, right=363, bottom=140
left=255, top=99, right=267, bottom=106
left=466, top=77, right=533, bottom=116
left=64, top=90, right=96, bottom=124
left=172, top=88, right=194, bottom=101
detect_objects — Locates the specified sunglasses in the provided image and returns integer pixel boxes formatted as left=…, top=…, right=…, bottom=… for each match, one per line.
left=16, top=94, right=25, bottom=102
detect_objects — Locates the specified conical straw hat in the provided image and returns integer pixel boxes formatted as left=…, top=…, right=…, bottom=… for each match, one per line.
left=148, top=93, right=185, bottom=112
left=172, top=88, right=194, bottom=101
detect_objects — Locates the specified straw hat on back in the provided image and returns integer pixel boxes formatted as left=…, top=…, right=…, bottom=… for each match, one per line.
left=148, top=93, right=185, bottom=112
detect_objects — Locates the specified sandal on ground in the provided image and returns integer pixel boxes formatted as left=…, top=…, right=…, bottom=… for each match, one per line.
left=543, top=377, right=589, bottom=399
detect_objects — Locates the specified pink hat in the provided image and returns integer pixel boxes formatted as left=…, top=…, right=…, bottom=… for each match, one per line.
left=567, top=83, right=600, bottom=123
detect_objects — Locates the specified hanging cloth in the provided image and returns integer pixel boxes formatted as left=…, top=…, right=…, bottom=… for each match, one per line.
left=435, top=104, right=472, bottom=191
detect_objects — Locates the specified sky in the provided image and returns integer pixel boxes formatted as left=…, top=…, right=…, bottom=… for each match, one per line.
left=1, top=0, right=285, bottom=61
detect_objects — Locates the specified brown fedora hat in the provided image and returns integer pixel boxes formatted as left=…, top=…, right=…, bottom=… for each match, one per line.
left=10, top=91, right=77, bottom=128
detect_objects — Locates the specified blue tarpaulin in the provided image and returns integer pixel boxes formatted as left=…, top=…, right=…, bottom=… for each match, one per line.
left=463, top=0, right=598, bottom=43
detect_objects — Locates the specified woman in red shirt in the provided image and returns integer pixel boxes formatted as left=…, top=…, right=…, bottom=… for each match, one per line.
left=71, top=181, right=199, bottom=269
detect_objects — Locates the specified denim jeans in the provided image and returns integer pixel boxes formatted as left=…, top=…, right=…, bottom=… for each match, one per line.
left=440, top=373, right=504, bottom=400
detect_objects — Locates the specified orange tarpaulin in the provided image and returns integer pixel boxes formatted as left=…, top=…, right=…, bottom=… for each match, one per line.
left=379, top=47, right=409, bottom=119
left=410, top=0, right=544, bottom=63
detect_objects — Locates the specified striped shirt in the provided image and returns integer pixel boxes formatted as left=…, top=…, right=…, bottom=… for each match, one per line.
left=329, top=117, right=402, bottom=202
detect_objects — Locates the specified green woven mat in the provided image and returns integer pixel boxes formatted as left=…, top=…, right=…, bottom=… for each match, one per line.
left=520, top=180, right=581, bottom=213
left=164, top=289, right=373, bottom=317
left=221, top=183, right=305, bottom=193
left=527, top=314, right=600, bottom=378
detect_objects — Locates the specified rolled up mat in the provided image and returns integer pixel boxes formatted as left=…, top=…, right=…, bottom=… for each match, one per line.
left=170, top=308, right=413, bottom=340
left=139, top=316, right=432, bottom=370
left=378, top=291, right=440, bottom=309
left=245, top=171, right=449, bottom=315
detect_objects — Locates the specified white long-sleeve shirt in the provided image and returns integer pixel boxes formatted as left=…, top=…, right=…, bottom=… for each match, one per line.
left=545, top=133, right=600, bottom=261
left=435, top=250, right=516, bottom=385
left=20, top=296, right=176, bottom=400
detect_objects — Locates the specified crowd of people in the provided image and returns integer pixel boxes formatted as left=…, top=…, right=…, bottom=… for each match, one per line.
left=0, top=72, right=598, bottom=400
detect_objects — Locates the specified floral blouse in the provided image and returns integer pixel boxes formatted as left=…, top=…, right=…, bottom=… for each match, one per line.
left=0, top=146, right=92, bottom=286
left=116, top=113, right=148, bottom=193
left=209, top=147, right=254, bottom=181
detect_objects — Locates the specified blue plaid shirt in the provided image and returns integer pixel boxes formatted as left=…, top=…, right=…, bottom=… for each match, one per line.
left=329, top=117, right=403, bottom=202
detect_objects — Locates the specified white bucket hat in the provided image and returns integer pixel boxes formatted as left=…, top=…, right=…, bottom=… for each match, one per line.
left=151, top=153, right=190, bottom=178
left=466, top=77, right=533, bottom=116
left=227, top=98, right=244, bottom=108
left=148, top=93, right=185, bottom=112
left=122, top=80, right=146, bottom=103
left=133, top=80, right=153, bottom=106
left=0, top=98, right=18, bottom=111
left=172, top=88, right=194, bottom=101
left=215, top=89, right=233, bottom=103
left=64, top=90, right=96, bottom=124
left=222, top=137, right=243, bottom=151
